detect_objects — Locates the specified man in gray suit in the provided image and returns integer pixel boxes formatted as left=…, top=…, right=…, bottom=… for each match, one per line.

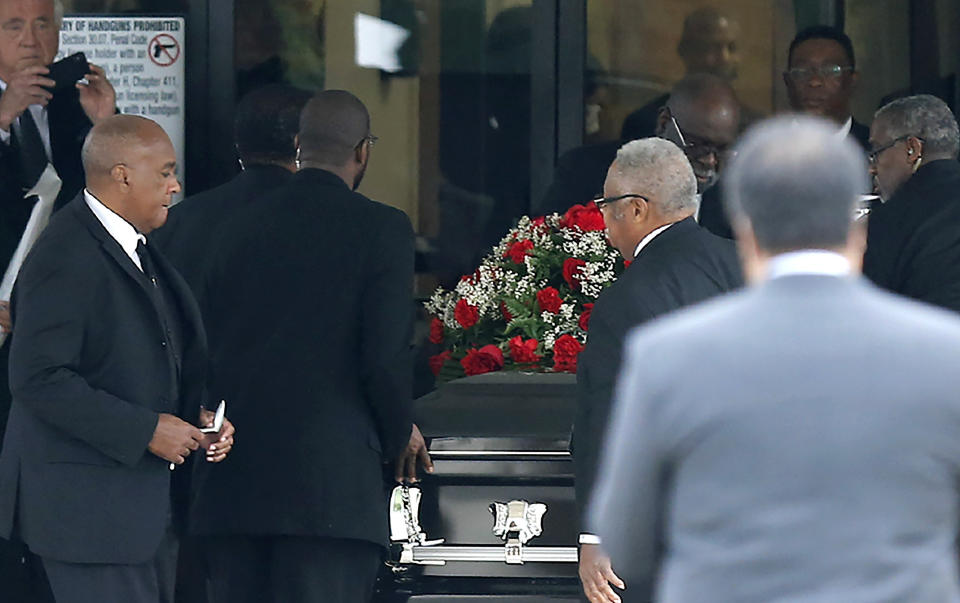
left=589, top=116, right=960, bottom=602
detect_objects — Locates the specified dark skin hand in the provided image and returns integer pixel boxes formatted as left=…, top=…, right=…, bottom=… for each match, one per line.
left=579, top=543, right=626, bottom=603
left=198, top=407, right=235, bottom=463
left=395, top=423, right=433, bottom=483
left=148, top=413, right=205, bottom=465
left=0, top=301, right=10, bottom=333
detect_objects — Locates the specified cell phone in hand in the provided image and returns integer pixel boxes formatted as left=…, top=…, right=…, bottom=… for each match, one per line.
left=46, top=52, right=90, bottom=91
left=200, top=400, right=226, bottom=434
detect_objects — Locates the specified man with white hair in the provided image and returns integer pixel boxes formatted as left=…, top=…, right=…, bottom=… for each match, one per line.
left=863, top=94, right=960, bottom=313
left=590, top=115, right=960, bottom=602
left=574, top=137, right=741, bottom=603
left=0, top=0, right=115, bottom=214
left=0, top=0, right=115, bottom=425
left=0, top=2, right=115, bottom=600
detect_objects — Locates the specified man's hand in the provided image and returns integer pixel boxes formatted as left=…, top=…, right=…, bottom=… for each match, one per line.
left=579, top=543, right=626, bottom=603
left=198, top=408, right=235, bottom=463
left=0, top=301, right=11, bottom=334
left=394, top=423, right=433, bottom=483
left=148, top=413, right=205, bottom=465
left=77, top=64, right=116, bottom=125
left=0, top=65, right=55, bottom=131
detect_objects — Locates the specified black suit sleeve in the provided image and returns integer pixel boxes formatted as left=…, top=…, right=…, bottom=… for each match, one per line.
left=574, top=295, right=652, bottom=523
left=361, top=208, right=415, bottom=459
left=9, top=248, right=159, bottom=467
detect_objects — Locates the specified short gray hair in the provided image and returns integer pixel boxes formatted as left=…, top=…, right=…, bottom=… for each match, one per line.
left=874, top=94, right=960, bottom=159
left=612, top=138, right=697, bottom=217
left=722, top=116, right=868, bottom=253
left=53, top=0, right=64, bottom=25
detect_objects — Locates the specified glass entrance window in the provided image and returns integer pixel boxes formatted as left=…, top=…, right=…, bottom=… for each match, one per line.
left=235, top=0, right=535, bottom=292
left=585, top=1, right=815, bottom=145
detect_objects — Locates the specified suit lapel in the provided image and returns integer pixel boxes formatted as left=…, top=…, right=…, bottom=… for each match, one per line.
left=70, top=195, right=155, bottom=301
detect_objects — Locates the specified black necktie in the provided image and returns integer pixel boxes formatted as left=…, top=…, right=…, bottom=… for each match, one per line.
left=16, top=109, right=49, bottom=192
left=136, top=240, right=157, bottom=286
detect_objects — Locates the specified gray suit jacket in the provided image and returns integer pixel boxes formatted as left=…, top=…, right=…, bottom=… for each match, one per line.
left=590, top=274, right=960, bottom=602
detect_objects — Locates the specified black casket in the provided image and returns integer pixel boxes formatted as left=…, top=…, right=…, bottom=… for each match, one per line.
left=374, top=372, right=580, bottom=602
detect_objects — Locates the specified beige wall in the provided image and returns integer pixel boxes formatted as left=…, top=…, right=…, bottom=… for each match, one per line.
left=586, top=0, right=784, bottom=141
left=324, top=1, right=420, bottom=225
left=845, top=0, right=910, bottom=124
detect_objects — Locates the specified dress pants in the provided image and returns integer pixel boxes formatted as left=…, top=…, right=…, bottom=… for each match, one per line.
left=206, top=535, right=383, bottom=603
left=41, top=522, right=178, bottom=603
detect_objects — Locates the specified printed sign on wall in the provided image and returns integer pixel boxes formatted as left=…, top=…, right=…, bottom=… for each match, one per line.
left=58, top=16, right=186, bottom=193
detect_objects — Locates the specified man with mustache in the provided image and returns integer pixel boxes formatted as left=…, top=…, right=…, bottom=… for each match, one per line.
left=538, top=74, right=741, bottom=240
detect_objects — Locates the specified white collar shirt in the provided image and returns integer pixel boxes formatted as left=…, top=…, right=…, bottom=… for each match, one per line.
left=767, top=249, right=851, bottom=280
left=633, top=222, right=675, bottom=259
left=0, top=79, right=53, bottom=160
left=837, top=116, right=853, bottom=139
left=84, top=189, right=145, bottom=271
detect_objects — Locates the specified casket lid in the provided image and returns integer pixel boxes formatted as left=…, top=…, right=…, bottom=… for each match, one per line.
left=416, top=372, right=575, bottom=442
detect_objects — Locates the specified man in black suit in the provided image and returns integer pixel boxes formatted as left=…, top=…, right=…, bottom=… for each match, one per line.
left=538, top=74, right=740, bottom=240
left=863, top=94, right=960, bottom=312
left=151, top=84, right=310, bottom=291
left=0, top=114, right=233, bottom=603
left=0, top=0, right=116, bottom=442
left=783, top=26, right=870, bottom=150
left=573, top=138, right=742, bottom=603
left=193, top=90, right=431, bottom=603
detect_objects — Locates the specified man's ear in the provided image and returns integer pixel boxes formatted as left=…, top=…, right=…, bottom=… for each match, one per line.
left=111, top=164, right=129, bottom=188
left=628, top=196, right=647, bottom=222
left=354, top=140, right=368, bottom=166
left=847, top=69, right=859, bottom=93
left=732, top=218, right=764, bottom=285
left=904, top=136, right=924, bottom=162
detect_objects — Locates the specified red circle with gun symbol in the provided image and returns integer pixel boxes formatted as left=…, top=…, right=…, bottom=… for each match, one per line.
left=149, top=34, right=180, bottom=67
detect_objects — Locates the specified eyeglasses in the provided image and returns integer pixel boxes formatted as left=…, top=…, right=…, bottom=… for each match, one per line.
left=867, top=135, right=923, bottom=166
left=357, top=134, right=378, bottom=149
left=667, top=114, right=735, bottom=164
left=593, top=194, right=647, bottom=210
left=785, top=64, right=854, bottom=84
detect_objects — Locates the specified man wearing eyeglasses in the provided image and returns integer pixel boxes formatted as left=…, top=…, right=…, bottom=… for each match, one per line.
left=783, top=25, right=869, bottom=150
left=190, top=90, right=431, bottom=603
left=863, top=94, right=960, bottom=314
left=574, top=138, right=741, bottom=603
left=538, top=74, right=740, bottom=236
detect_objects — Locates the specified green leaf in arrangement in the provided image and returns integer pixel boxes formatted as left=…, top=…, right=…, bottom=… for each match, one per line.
left=503, top=297, right=531, bottom=321
left=505, top=317, right=542, bottom=341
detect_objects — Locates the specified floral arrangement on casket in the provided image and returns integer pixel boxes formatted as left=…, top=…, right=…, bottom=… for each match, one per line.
left=424, top=202, right=626, bottom=381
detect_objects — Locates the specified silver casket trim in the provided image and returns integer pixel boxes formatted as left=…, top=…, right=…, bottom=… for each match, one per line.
left=389, top=485, right=578, bottom=566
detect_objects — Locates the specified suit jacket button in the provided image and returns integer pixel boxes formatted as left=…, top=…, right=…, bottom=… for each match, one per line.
left=161, top=341, right=167, bottom=347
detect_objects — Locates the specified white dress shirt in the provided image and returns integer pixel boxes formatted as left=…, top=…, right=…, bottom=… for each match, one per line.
left=837, top=116, right=852, bottom=139
left=84, top=189, right=145, bottom=271
left=0, top=79, right=54, bottom=160
left=766, top=249, right=851, bottom=280
left=633, top=222, right=675, bottom=258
